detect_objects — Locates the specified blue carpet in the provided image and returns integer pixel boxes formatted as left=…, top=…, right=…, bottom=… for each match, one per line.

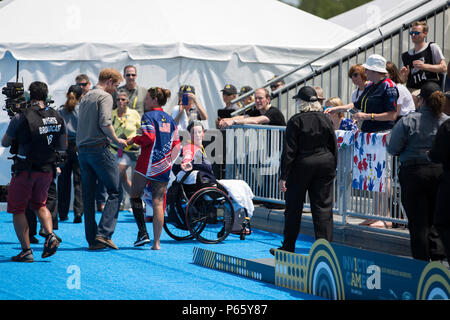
left=0, top=210, right=322, bottom=300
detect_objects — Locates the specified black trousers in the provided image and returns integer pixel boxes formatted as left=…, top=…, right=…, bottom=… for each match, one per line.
left=434, top=171, right=450, bottom=262
left=399, top=163, right=446, bottom=261
left=26, top=179, right=58, bottom=236
left=283, top=152, right=336, bottom=248
left=57, top=141, right=83, bottom=219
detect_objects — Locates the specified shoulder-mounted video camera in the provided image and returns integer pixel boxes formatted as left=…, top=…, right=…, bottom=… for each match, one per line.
left=2, top=82, right=28, bottom=118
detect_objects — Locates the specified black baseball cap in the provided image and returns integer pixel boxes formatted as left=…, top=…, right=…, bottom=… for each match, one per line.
left=221, top=84, right=237, bottom=95
left=239, top=86, right=253, bottom=96
left=292, top=86, right=318, bottom=102
left=179, top=85, right=195, bottom=94
left=418, top=82, right=441, bottom=100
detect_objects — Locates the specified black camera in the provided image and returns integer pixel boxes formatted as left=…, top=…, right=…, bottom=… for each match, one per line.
left=2, top=82, right=28, bottom=118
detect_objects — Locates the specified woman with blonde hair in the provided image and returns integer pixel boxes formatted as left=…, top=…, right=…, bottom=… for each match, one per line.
left=324, top=97, right=357, bottom=131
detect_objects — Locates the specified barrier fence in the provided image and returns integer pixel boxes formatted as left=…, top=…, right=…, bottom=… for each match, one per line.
left=224, top=125, right=407, bottom=226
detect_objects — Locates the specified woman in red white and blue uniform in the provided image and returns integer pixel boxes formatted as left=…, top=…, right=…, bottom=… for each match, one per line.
left=127, top=87, right=181, bottom=250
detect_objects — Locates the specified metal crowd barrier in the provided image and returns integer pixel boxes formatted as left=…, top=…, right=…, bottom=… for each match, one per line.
left=224, top=125, right=408, bottom=226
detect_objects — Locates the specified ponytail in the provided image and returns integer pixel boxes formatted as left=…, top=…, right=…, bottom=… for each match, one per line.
left=64, top=92, right=78, bottom=113
left=148, top=87, right=171, bottom=107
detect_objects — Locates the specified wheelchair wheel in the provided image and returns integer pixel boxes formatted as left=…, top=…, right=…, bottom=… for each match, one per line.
left=163, top=198, right=194, bottom=241
left=185, top=187, right=235, bottom=244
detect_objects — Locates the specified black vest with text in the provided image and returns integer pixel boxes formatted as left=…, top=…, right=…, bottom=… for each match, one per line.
left=401, top=42, right=440, bottom=89
left=17, top=104, right=64, bottom=168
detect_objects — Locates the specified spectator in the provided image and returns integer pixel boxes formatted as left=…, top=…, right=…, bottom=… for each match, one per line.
left=115, top=65, right=148, bottom=117
left=387, top=82, right=448, bottom=261
left=324, top=97, right=357, bottom=131
left=348, top=64, right=368, bottom=103
left=267, top=75, right=285, bottom=92
left=217, top=88, right=286, bottom=128
left=111, top=90, right=141, bottom=211
left=270, top=86, right=337, bottom=254
left=236, top=86, right=255, bottom=109
left=2, top=81, right=67, bottom=261
left=215, top=84, right=239, bottom=127
left=57, top=85, right=83, bottom=223
left=171, top=85, right=208, bottom=131
left=128, top=87, right=181, bottom=250
left=386, top=61, right=415, bottom=121
left=400, top=21, right=447, bottom=93
left=428, top=95, right=450, bottom=263
left=325, top=54, right=398, bottom=228
left=77, top=68, right=127, bottom=250
left=75, top=74, right=91, bottom=97
left=313, top=86, right=326, bottom=106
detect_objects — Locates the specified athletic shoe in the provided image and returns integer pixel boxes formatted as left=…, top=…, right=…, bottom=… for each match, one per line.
left=73, top=216, right=82, bottom=224
left=39, top=229, right=62, bottom=243
left=134, top=232, right=151, bottom=247
left=42, top=234, right=60, bottom=258
left=12, top=249, right=34, bottom=262
left=95, top=236, right=118, bottom=250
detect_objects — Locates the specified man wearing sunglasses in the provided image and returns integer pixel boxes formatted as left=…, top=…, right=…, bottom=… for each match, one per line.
left=400, top=21, right=447, bottom=93
left=75, top=74, right=91, bottom=97
left=114, top=65, right=147, bottom=117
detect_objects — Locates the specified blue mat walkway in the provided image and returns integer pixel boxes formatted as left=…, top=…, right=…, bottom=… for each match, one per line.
left=0, top=210, right=321, bottom=300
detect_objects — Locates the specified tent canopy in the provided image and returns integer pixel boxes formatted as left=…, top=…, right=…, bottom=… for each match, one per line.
left=0, top=0, right=357, bottom=65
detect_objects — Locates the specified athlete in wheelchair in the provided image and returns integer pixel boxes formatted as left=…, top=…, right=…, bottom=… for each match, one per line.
left=158, top=121, right=253, bottom=244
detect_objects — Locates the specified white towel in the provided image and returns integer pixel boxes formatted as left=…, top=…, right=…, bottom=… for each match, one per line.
left=218, top=179, right=255, bottom=218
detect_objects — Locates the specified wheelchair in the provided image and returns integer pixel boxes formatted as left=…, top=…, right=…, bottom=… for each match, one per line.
left=163, top=171, right=251, bottom=244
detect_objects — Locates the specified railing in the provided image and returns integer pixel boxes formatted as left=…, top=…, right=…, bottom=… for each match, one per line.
left=224, top=125, right=407, bottom=226
left=230, top=1, right=449, bottom=121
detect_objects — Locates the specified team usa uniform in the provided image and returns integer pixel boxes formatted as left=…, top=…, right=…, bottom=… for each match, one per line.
left=132, top=107, right=180, bottom=182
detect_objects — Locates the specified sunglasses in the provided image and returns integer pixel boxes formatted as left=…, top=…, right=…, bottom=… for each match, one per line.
left=409, top=31, right=421, bottom=36
left=126, top=73, right=136, bottom=77
left=351, top=73, right=359, bottom=78
left=117, top=98, right=127, bottom=102
left=77, top=82, right=88, bottom=87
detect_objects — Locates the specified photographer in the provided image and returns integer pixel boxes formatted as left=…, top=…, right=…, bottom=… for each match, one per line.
left=1, top=81, right=67, bottom=262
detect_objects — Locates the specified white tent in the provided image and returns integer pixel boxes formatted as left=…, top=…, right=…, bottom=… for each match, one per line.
left=0, top=0, right=358, bottom=183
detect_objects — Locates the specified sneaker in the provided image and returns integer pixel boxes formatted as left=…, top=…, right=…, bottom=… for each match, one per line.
left=73, top=216, right=82, bottom=224
left=134, top=232, right=151, bottom=247
left=42, top=234, right=60, bottom=258
left=12, top=249, right=34, bottom=262
left=95, top=236, right=118, bottom=250
left=39, top=229, right=62, bottom=243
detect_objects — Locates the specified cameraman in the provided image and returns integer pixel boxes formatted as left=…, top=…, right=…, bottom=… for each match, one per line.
left=1, top=81, right=67, bottom=262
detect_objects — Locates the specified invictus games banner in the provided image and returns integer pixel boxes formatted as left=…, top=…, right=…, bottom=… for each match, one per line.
left=275, top=239, right=450, bottom=300
left=352, top=131, right=388, bottom=193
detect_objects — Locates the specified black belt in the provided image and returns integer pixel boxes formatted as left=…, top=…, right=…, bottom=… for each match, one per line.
left=401, top=159, right=433, bottom=167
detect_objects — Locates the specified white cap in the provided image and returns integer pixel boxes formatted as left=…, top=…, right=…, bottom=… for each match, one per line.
left=362, top=54, right=388, bottom=73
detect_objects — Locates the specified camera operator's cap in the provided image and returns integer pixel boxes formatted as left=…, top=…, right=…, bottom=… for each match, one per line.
left=418, top=82, right=442, bottom=100
left=362, top=54, right=388, bottom=73
left=292, top=86, right=318, bottom=102
left=239, top=86, right=253, bottom=96
left=221, top=84, right=237, bottom=95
